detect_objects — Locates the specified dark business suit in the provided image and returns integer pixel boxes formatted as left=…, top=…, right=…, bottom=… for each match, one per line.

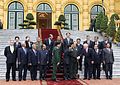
left=83, top=40, right=94, bottom=49
left=69, top=47, right=78, bottom=79
left=93, top=41, right=102, bottom=49
left=102, top=48, right=114, bottom=79
left=25, top=41, right=33, bottom=49
left=4, top=46, right=16, bottom=81
left=93, top=49, right=102, bottom=79
left=28, top=49, right=39, bottom=80
left=18, top=47, right=28, bottom=80
left=38, top=49, right=49, bottom=80
left=101, top=40, right=112, bottom=49
left=82, top=48, right=94, bottom=79
left=63, top=48, right=71, bottom=79
left=44, top=38, right=54, bottom=66
left=63, top=38, right=73, bottom=50
left=14, top=42, right=21, bottom=70
left=77, top=44, right=83, bottom=71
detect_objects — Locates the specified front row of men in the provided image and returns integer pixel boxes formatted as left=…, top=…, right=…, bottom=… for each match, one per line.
left=4, top=34, right=114, bottom=82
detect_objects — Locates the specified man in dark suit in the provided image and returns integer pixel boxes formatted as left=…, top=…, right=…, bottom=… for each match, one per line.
left=18, top=42, right=28, bottom=81
left=83, top=35, right=94, bottom=49
left=101, top=36, right=112, bottom=49
left=44, top=34, right=54, bottom=66
left=102, top=43, right=114, bottom=80
left=93, top=36, right=102, bottom=49
left=25, top=36, right=33, bottom=49
left=93, top=44, right=103, bottom=79
left=82, top=43, right=94, bottom=80
left=28, top=43, right=39, bottom=81
left=69, top=42, right=78, bottom=79
left=76, top=38, right=83, bottom=71
left=14, top=36, right=21, bottom=70
left=4, top=40, right=16, bottom=82
left=63, top=45, right=71, bottom=80
left=63, top=32, right=73, bottom=50
left=38, top=44, right=49, bottom=80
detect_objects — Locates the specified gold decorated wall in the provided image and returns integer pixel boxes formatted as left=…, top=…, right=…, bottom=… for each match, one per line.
left=0, top=0, right=120, bottom=31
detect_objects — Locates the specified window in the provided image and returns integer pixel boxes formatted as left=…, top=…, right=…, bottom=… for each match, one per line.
left=91, top=5, right=105, bottom=19
left=64, top=4, right=79, bottom=30
left=8, top=2, right=24, bottom=29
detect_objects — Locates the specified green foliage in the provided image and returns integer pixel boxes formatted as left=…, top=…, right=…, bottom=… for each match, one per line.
left=58, top=15, right=66, bottom=22
left=115, top=27, right=120, bottom=42
left=95, top=12, right=104, bottom=30
left=26, top=13, right=34, bottom=21
left=100, top=15, right=108, bottom=32
left=19, top=13, right=36, bottom=29
left=110, top=14, right=119, bottom=20
left=106, top=18, right=116, bottom=40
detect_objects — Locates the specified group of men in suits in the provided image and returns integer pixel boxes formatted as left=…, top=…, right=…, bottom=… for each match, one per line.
left=4, top=32, right=114, bottom=82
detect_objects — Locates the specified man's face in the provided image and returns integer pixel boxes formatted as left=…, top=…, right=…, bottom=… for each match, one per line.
left=57, top=36, right=61, bottom=41
left=32, top=44, right=36, bottom=49
left=86, top=36, right=90, bottom=40
left=10, top=40, right=14, bottom=46
left=43, top=44, right=46, bottom=49
left=83, top=44, right=88, bottom=49
left=15, top=38, right=19, bottom=42
left=77, top=40, right=80, bottom=44
left=94, top=45, right=98, bottom=49
left=106, top=43, right=110, bottom=48
left=37, top=37, right=41, bottom=42
left=50, top=34, right=53, bottom=39
left=66, top=33, right=70, bottom=38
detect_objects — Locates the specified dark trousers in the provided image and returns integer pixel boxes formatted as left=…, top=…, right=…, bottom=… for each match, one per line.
left=79, top=56, right=83, bottom=71
left=30, top=65, right=37, bottom=80
left=105, top=63, right=113, bottom=78
left=70, top=61, right=77, bottom=79
left=39, top=65, right=47, bottom=79
left=18, top=64, right=27, bottom=80
left=93, top=63, right=101, bottom=78
left=64, top=64, right=70, bottom=79
left=84, top=63, right=92, bottom=79
left=6, top=63, right=16, bottom=80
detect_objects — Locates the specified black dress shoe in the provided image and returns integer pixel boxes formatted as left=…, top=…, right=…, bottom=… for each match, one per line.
left=83, top=78, right=87, bottom=80
left=88, top=78, right=91, bottom=80
left=6, top=80, right=9, bottom=82
left=109, top=77, right=112, bottom=80
left=97, top=78, right=101, bottom=80
left=19, top=79, right=21, bottom=81
left=13, top=79, right=16, bottom=81
left=23, top=79, right=26, bottom=81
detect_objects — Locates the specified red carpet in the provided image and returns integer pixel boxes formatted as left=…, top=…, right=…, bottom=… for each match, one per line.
left=46, top=80, right=83, bottom=85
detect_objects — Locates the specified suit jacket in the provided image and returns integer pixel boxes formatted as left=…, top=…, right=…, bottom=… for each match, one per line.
left=28, top=49, right=39, bottom=65
left=82, top=48, right=94, bottom=64
left=77, top=44, right=83, bottom=56
left=83, top=40, right=94, bottom=49
left=18, top=47, right=28, bottom=65
left=64, top=48, right=70, bottom=64
left=38, top=49, right=49, bottom=65
left=25, top=41, right=33, bottom=49
left=14, top=42, right=21, bottom=49
left=4, top=46, right=16, bottom=63
left=102, top=48, right=114, bottom=64
left=63, top=38, right=73, bottom=50
left=69, top=47, right=78, bottom=63
left=93, top=49, right=103, bottom=64
left=101, top=41, right=112, bottom=49
left=44, top=38, right=54, bottom=51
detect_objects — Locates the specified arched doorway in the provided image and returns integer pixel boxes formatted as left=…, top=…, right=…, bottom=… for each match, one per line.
left=37, top=3, right=52, bottom=29
left=64, top=4, right=79, bottom=30
left=90, top=5, right=105, bottom=19
left=8, top=1, right=24, bottom=29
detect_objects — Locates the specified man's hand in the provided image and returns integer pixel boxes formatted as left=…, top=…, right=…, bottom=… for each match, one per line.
left=57, top=62, right=60, bottom=66
left=28, top=63, right=32, bottom=66
left=18, top=62, right=21, bottom=65
left=91, top=61, right=94, bottom=64
left=77, top=56, right=80, bottom=60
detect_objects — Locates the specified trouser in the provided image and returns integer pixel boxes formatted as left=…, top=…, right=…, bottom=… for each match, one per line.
left=70, top=61, right=77, bottom=79
left=18, top=64, right=27, bottom=80
left=105, top=63, right=113, bottom=78
left=93, top=63, right=101, bottom=78
left=39, top=65, right=47, bottom=79
left=84, top=63, right=92, bottom=79
left=52, top=62, right=57, bottom=80
left=6, top=63, right=16, bottom=80
left=64, top=63, right=70, bottom=79
left=79, top=56, right=83, bottom=71
left=30, top=65, right=37, bottom=80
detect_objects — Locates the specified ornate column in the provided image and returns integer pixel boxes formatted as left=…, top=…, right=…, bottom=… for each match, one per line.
left=0, top=0, right=4, bottom=29
left=82, top=0, right=89, bottom=30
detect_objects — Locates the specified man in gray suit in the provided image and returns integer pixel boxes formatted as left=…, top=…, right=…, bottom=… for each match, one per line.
left=102, top=43, right=114, bottom=80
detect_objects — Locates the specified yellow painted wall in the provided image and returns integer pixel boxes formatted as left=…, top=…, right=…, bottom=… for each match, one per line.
left=0, top=0, right=119, bottom=31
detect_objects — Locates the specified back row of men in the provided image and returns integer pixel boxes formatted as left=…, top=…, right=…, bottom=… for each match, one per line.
left=4, top=32, right=114, bottom=82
